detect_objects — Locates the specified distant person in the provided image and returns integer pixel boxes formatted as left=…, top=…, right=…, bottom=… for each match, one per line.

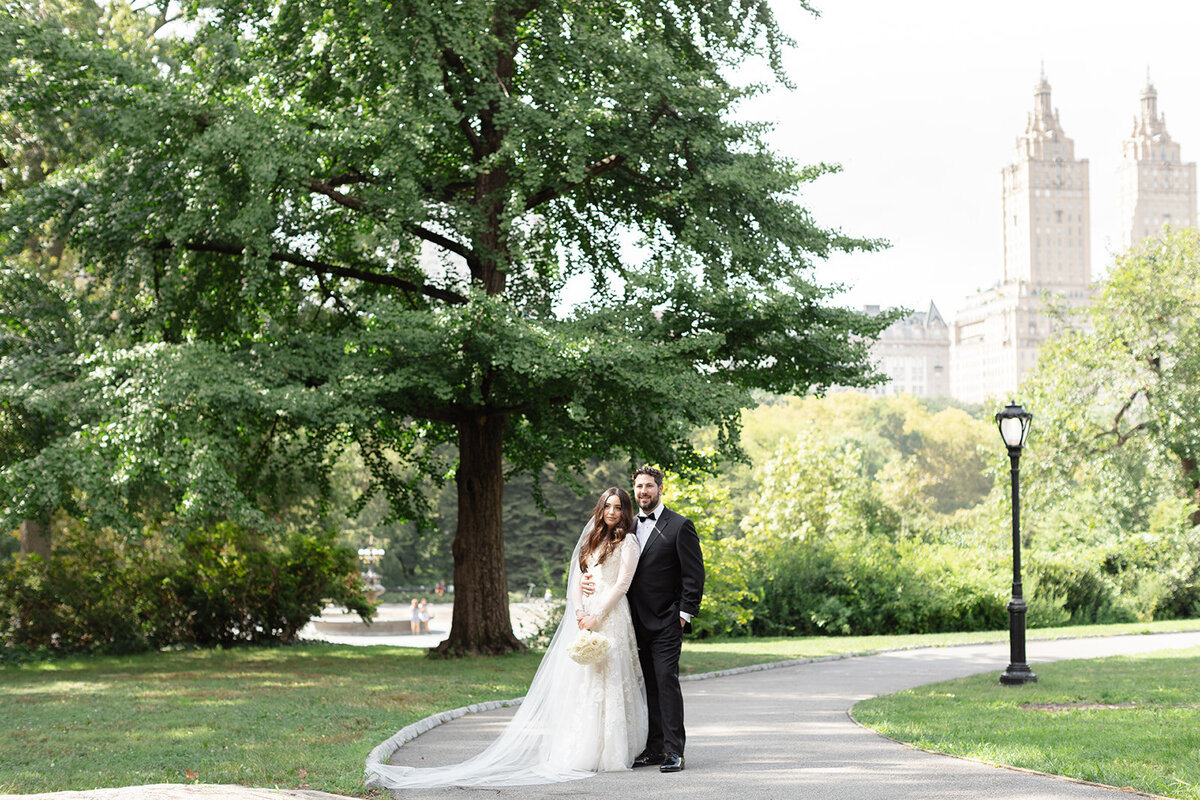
left=409, top=599, right=420, bottom=635
left=435, top=580, right=446, bottom=597
left=418, top=598, right=432, bottom=633
left=366, top=486, right=647, bottom=789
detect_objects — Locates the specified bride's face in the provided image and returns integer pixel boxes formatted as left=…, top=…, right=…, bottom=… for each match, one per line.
left=602, top=495, right=623, bottom=526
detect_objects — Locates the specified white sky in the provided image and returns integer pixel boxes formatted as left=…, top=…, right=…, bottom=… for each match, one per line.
left=743, top=0, right=1200, bottom=319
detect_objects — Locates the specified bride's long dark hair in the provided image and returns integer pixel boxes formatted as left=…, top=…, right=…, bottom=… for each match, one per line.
left=580, top=487, right=635, bottom=572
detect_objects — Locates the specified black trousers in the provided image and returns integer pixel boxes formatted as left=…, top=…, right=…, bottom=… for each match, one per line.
left=636, top=620, right=685, bottom=755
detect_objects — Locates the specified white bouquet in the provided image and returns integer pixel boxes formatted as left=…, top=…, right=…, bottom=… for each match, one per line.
left=567, top=628, right=611, bottom=665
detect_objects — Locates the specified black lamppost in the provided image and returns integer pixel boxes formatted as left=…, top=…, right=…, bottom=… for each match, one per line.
left=995, top=402, right=1037, bottom=685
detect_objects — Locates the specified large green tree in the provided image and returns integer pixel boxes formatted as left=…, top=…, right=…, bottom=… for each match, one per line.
left=1, top=0, right=893, bottom=655
left=1, top=0, right=180, bottom=556
left=1024, top=227, right=1200, bottom=526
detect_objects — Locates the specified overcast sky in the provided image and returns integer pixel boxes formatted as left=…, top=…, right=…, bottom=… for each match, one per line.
left=744, top=0, right=1200, bottom=319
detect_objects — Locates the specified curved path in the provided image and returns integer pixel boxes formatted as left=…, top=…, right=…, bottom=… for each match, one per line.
left=373, top=632, right=1200, bottom=800
left=7, top=631, right=1200, bottom=800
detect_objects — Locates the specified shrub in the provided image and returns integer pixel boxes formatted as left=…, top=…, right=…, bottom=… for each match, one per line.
left=1026, top=552, right=1136, bottom=625
left=742, top=533, right=1007, bottom=637
left=0, top=522, right=371, bottom=656
left=692, top=533, right=758, bottom=638
left=0, top=526, right=169, bottom=653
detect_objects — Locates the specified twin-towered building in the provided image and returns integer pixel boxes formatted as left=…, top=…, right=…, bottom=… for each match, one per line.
left=868, top=72, right=1196, bottom=403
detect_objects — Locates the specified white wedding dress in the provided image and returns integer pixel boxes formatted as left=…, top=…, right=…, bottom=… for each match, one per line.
left=364, top=528, right=648, bottom=789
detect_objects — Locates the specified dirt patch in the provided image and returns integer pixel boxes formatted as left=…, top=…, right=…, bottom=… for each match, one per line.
left=1021, top=701, right=1137, bottom=712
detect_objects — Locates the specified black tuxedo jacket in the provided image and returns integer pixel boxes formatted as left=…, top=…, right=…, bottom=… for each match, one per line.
left=627, top=506, right=705, bottom=633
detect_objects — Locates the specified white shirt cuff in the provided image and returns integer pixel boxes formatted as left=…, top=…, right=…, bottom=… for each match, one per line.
left=679, top=611, right=693, bottom=622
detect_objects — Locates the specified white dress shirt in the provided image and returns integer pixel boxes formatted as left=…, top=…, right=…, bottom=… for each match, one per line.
left=636, top=501, right=664, bottom=551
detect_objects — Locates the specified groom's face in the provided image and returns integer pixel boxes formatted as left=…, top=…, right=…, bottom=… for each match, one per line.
left=633, top=475, right=661, bottom=512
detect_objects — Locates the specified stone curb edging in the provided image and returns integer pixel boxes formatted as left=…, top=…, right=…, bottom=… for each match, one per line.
left=363, top=698, right=524, bottom=782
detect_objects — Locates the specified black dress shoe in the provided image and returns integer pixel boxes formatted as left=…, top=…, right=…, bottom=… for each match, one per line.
left=632, top=749, right=666, bottom=767
left=659, top=752, right=684, bottom=772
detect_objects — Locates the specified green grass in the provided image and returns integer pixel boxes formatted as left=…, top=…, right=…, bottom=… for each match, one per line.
left=3, top=618, right=1200, bottom=797
left=679, top=617, right=1200, bottom=674
left=853, top=646, right=1200, bottom=799
left=0, top=644, right=544, bottom=797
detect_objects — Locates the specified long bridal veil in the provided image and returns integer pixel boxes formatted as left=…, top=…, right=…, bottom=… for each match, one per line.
left=364, top=526, right=600, bottom=789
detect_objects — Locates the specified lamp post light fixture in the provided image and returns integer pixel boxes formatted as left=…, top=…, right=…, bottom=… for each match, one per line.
left=357, top=536, right=386, bottom=605
left=995, top=402, right=1037, bottom=685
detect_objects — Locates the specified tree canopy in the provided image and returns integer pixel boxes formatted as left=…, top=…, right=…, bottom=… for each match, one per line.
left=2, top=0, right=894, bottom=654
left=1024, top=226, right=1200, bottom=526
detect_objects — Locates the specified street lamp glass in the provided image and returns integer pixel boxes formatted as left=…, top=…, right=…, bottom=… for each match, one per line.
left=995, top=403, right=1033, bottom=449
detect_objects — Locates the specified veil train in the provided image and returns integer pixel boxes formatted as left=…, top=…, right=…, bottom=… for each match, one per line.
left=364, top=526, right=601, bottom=789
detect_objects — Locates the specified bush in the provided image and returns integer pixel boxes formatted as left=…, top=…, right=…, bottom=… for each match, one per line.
left=741, top=533, right=1007, bottom=637
left=1027, top=552, right=1136, bottom=625
left=0, top=522, right=372, bottom=657
left=0, top=527, right=168, bottom=653
left=692, top=533, right=758, bottom=638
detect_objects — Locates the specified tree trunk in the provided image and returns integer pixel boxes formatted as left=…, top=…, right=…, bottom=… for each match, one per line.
left=431, top=412, right=524, bottom=657
left=19, top=518, right=50, bottom=558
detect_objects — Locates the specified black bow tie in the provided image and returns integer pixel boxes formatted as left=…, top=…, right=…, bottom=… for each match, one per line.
left=638, top=513, right=656, bottom=522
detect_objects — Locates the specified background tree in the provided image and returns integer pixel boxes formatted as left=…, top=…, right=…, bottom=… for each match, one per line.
left=0, top=0, right=179, bottom=556
left=1024, top=227, right=1200, bottom=525
left=1, top=0, right=894, bottom=655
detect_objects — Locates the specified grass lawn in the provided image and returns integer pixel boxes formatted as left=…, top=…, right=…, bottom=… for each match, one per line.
left=1, top=644, right=544, bottom=797
left=852, top=646, right=1200, bottom=799
left=3, top=618, right=1199, bottom=797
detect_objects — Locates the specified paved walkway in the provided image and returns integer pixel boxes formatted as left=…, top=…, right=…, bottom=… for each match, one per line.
left=6, top=631, right=1200, bottom=800
left=296, top=601, right=555, bottom=649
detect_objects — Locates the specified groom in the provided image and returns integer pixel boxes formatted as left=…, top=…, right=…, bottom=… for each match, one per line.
left=624, top=465, right=705, bottom=773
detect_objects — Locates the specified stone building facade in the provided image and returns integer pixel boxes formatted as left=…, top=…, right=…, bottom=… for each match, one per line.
left=950, top=72, right=1092, bottom=403
left=832, top=73, right=1196, bottom=402
left=1116, top=75, right=1197, bottom=251
left=863, top=302, right=950, bottom=398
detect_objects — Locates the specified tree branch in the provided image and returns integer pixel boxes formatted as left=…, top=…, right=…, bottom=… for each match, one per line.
left=1111, top=388, right=1140, bottom=431
left=1084, top=388, right=1151, bottom=452
left=308, top=178, right=368, bottom=212
left=520, top=97, right=681, bottom=212
left=407, top=223, right=478, bottom=267
left=393, top=404, right=464, bottom=425
left=524, top=153, right=626, bottom=211
left=489, top=395, right=570, bottom=416
left=313, top=267, right=351, bottom=315
left=439, top=48, right=486, bottom=159
left=328, top=170, right=370, bottom=187
left=155, top=240, right=468, bottom=305
left=306, top=178, right=480, bottom=269
left=1114, top=421, right=1151, bottom=447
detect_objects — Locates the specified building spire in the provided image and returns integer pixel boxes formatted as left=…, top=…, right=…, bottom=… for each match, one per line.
left=1029, top=66, right=1058, bottom=136
left=1139, top=73, right=1162, bottom=136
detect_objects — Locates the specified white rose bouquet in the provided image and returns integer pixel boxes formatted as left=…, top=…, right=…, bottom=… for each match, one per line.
left=567, top=628, right=611, bottom=665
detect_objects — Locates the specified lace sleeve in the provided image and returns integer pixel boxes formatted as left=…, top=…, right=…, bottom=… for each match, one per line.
left=590, top=535, right=640, bottom=621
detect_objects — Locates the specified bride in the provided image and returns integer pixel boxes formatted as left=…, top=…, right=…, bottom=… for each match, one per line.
left=364, top=487, right=649, bottom=788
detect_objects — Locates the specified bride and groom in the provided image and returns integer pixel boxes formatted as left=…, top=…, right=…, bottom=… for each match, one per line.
left=365, top=465, right=706, bottom=789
